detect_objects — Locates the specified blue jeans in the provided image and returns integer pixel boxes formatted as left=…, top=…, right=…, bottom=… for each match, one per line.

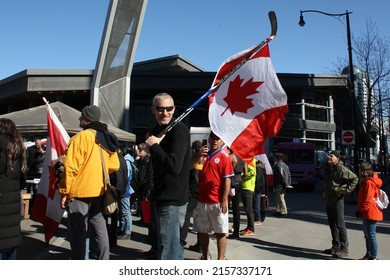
left=119, top=196, right=132, bottom=235
left=156, top=204, right=187, bottom=260
left=0, top=247, right=17, bottom=260
left=363, top=219, right=378, bottom=257
left=180, top=196, right=199, bottom=243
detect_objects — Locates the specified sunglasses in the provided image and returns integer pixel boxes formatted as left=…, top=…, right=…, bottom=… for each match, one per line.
left=155, top=106, right=174, bottom=112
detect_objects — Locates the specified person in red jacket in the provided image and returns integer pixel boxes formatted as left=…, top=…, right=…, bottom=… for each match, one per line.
left=356, top=162, right=384, bottom=260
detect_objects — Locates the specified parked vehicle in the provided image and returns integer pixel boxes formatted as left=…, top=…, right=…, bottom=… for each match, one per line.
left=276, top=142, right=316, bottom=192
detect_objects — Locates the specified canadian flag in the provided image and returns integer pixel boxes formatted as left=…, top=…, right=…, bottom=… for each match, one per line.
left=209, top=43, right=288, bottom=164
left=30, top=101, right=70, bottom=243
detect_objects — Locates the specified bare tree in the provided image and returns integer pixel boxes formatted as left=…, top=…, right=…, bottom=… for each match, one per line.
left=353, top=19, right=390, bottom=172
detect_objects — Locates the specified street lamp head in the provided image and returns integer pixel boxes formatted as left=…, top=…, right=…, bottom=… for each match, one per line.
left=298, top=13, right=305, bottom=27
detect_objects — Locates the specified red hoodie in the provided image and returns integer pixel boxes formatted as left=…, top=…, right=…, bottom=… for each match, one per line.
left=357, top=173, right=384, bottom=221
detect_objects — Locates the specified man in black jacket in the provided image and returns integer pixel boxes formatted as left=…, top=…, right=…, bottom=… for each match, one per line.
left=145, top=92, right=191, bottom=260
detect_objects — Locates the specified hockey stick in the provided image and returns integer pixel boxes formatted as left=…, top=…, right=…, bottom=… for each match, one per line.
left=157, top=11, right=278, bottom=137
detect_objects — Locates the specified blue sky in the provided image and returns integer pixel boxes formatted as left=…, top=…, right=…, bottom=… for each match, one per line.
left=1, top=0, right=389, bottom=80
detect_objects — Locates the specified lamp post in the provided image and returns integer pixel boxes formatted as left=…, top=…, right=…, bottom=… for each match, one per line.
left=299, top=9, right=359, bottom=172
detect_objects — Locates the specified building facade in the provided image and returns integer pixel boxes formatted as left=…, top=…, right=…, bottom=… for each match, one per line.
left=0, top=55, right=369, bottom=160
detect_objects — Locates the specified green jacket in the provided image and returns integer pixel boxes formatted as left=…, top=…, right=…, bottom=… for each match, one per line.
left=323, top=161, right=358, bottom=205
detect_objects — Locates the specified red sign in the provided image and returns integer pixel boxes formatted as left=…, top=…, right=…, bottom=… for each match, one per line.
left=342, top=130, right=355, bottom=144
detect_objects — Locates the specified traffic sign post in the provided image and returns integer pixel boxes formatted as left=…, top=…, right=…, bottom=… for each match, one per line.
left=342, top=130, right=355, bottom=145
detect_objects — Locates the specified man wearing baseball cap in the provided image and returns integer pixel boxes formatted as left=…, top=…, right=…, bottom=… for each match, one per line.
left=322, top=150, right=358, bottom=258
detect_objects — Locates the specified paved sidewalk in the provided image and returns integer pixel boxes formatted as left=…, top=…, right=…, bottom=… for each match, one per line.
left=17, top=182, right=390, bottom=260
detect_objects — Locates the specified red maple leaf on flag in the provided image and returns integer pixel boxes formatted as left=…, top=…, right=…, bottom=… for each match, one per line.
left=221, top=75, right=263, bottom=116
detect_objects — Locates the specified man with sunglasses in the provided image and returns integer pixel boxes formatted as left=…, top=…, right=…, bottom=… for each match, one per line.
left=145, top=92, right=191, bottom=260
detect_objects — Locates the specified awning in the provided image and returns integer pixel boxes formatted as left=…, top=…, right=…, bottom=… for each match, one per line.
left=0, top=101, right=136, bottom=142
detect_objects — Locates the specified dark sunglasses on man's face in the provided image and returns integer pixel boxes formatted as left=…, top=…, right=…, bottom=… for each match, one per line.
left=155, top=106, right=174, bottom=112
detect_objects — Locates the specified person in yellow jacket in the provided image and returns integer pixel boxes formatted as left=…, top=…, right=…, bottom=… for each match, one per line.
left=58, top=105, right=120, bottom=260
left=239, top=157, right=257, bottom=236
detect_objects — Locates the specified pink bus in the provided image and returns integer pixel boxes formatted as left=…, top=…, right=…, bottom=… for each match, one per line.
left=276, top=142, right=316, bottom=192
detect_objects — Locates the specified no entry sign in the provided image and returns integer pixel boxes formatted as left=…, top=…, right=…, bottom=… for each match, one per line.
left=342, top=130, right=355, bottom=144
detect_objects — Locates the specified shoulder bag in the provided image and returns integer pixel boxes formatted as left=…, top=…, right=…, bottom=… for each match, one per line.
left=99, top=146, right=118, bottom=215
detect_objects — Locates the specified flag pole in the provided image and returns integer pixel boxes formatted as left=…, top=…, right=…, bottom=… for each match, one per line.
left=157, top=11, right=278, bottom=137
left=42, top=97, right=49, bottom=105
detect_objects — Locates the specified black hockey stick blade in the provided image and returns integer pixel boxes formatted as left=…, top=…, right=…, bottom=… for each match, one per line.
left=269, top=11, right=277, bottom=36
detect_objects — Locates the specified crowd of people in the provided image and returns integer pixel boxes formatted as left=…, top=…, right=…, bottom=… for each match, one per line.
left=0, top=92, right=386, bottom=260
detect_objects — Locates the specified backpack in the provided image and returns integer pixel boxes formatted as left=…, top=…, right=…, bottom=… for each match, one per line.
left=375, top=189, right=389, bottom=210
left=231, top=154, right=244, bottom=187
left=255, top=164, right=266, bottom=193
left=111, top=154, right=128, bottom=194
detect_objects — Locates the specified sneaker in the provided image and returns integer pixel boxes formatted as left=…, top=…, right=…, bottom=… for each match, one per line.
left=240, top=228, right=255, bottom=236
left=117, top=234, right=131, bottom=240
left=368, top=256, right=378, bottom=260
left=143, top=248, right=158, bottom=259
left=333, top=249, right=348, bottom=258
left=273, top=212, right=288, bottom=218
left=359, top=253, right=370, bottom=260
left=228, top=233, right=239, bottom=239
left=239, top=228, right=248, bottom=234
left=254, top=221, right=262, bottom=226
left=323, top=247, right=338, bottom=255
left=199, top=254, right=211, bottom=260
left=188, top=243, right=202, bottom=253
